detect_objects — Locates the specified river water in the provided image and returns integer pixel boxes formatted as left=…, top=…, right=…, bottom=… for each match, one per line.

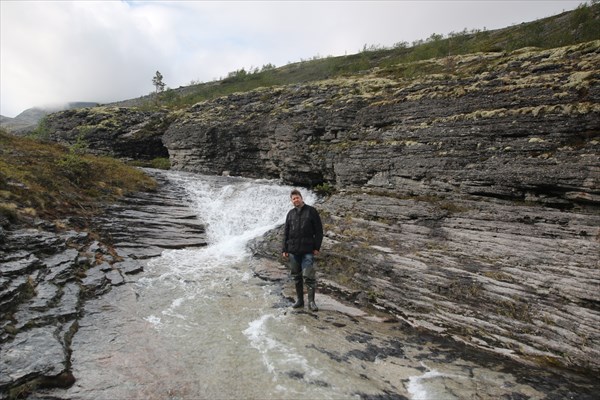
left=43, top=171, right=597, bottom=400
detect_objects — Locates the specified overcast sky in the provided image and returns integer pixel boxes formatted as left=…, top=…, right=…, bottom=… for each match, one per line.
left=0, top=0, right=585, bottom=117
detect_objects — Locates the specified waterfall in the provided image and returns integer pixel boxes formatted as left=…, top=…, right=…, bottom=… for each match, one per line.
left=180, top=173, right=315, bottom=253
left=137, top=172, right=317, bottom=329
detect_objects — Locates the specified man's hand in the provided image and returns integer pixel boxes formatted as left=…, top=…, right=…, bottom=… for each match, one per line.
left=313, top=250, right=320, bottom=256
left=282, top=252, right=289, bottom=258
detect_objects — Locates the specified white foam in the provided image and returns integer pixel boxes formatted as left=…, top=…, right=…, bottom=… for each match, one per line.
left=161, top=296, right=193, bottom=321
left=407, top=369, right=446, bottom=400
left=183, top=178, right=302, bottom=247
left=144, top=315, right=162, bottom=328
left=243, top=313, right=322, bottom=380
left=244, top=314, right=279, bottom=374
left=241, top=271, right=253, bottom=282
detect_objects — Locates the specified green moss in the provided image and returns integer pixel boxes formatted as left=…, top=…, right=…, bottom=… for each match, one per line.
left=0, top=202, right=19, bottom=223
left=439, top=201, right=469, bottom=214
left=150, top=157, right=171, bottom=170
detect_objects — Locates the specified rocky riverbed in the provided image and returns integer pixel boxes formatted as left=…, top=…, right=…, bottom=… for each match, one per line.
left=0, top=171, right=205, bottom=398
left=2, top=170, right=598, bottom=399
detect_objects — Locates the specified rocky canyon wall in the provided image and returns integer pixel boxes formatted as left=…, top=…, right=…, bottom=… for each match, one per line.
left=44, top=107, right=172, bottom=161
left=45, top=41, right=600, bottom=372
left=164, top=41, right=600, bottom=372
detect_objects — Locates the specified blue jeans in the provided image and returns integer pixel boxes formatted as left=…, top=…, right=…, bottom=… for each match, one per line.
left=289, top=253, right=316, bottom=288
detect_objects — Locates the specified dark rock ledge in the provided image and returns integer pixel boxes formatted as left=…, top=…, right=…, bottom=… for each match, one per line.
left=0, top=171, right=205, bottom=398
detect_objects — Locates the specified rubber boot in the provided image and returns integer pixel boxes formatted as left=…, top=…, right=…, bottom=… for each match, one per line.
left=307, top=286, right=318, bottom=312
left=292, top=281, right=304, bottom=308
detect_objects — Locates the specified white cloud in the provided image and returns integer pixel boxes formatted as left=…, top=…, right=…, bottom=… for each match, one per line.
left=0, top=0, right=583, bottom=117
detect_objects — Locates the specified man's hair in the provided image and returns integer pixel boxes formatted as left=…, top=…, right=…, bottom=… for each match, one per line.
left=290, top=189, right=303, bottom=198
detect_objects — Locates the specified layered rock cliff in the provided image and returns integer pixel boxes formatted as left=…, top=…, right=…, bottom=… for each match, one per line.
left=44, top=41, right=600, bottom=373
left=164, top=41, right=600, bottom=372
left=44, top=107, right=171, bottom=161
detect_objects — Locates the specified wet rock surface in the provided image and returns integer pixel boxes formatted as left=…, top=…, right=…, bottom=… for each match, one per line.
left=0, top=227, right=90, bottom=398
left=252, top=261, right=600, bottom=400
left=0, top=170, right=205, bottom=397
left=33, top=250, right=600, bottom=400
left=92, top=170, right=207, bottom=260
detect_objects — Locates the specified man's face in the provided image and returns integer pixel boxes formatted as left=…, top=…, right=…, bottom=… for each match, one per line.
left=291, top=194, right=304, bottom=208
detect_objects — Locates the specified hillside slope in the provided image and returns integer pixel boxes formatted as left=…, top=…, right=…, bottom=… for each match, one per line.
left=0, top=130, right=155, bottom=225
left=109, top=2, right=600, bottom=110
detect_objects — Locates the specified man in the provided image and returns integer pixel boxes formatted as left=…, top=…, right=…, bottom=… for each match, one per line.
left=282, top=189, right=323, bottom=311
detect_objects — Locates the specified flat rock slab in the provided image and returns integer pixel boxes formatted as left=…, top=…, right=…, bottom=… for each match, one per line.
left=105, top=270, right=124, bottom=286
left=1, top=254, right=41, bottom=276
left=93, top=171, right=208, bottom=257
left=0, top=326, right=67, bottom=387
left=114, top=259, right=144, bottom=275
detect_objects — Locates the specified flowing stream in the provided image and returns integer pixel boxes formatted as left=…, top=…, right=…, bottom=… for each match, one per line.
left=43, top=171, right=597, bottom=399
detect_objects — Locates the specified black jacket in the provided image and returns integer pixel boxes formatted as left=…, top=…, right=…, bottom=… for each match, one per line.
left=282, top=204, right=323, bottom=254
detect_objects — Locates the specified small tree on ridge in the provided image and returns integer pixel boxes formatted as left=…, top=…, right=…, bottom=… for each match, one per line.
left=152, top=71, right=166, bottom=94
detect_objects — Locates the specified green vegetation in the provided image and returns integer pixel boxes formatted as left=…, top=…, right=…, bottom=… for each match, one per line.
left=148, top=157, right=171, bottom=170
left=29, top=116, right=50, bottom=141
left=145, top=2, right=599, bottom=110
left=313, top=182, right=335, bottom=197
left=152, top=70, right=166, bottom=94
left=0, top=129, right=156, bottom=223
left=130, top=157, right=171, bottom=170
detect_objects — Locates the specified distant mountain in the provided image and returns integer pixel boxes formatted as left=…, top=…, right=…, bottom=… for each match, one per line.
left=0, top=102, right=99, bottom=134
